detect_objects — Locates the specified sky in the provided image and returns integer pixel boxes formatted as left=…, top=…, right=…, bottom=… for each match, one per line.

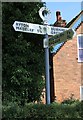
left=42, top=1, right=82, bottom=25
left=41, top=1, right=83, bottom=52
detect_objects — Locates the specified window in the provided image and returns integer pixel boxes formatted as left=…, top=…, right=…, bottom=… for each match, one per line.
left=77, top=34, right=83, bottom=62
left=80, top=86, right=83, bottom=101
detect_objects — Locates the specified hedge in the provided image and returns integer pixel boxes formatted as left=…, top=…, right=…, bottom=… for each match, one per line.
left=2, top=100, right=83, bottom=120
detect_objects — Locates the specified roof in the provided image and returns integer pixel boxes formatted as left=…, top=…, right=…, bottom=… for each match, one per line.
left=75, top=22, right=83, bottom=31
left=65, top=10, right=83, bottom=28
left=52, top=10, right=83, bottom=55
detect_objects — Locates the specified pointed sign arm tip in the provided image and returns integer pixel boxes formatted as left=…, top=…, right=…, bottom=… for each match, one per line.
left=13, top=21, right=16, bottom=31
left=72, top=29, right=76, bottom=38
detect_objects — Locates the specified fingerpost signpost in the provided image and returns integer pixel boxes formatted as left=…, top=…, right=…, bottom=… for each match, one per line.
left=13, top=7, right=75, bottom=104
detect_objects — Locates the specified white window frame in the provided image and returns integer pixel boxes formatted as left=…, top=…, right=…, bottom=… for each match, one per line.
left=77, top=34, right=83, bottom=62
left=80, top=86, right=83, bottom=101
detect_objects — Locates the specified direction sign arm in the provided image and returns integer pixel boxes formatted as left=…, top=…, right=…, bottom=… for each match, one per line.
left=49, top=29, right=75, bottom=47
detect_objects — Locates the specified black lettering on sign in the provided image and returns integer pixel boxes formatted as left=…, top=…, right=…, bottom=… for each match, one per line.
left=60, top=29, right=65, bottom=32
left=37, top=26, right=42, bottom=33
left=23, top=27, right=27, bottom=31
left=23, top=24, right=26, bottom=27
left=19, top=27, right=22, bottom=30
left=16, top=27, right=19, bottom=30
left=16, top=27, right=22, bottom=30
left=18, top=23, right=22, bottom=27
left=24, top=24, right=29, bottom=28
left=16, top=23, right=18, bottom=26
left=56, top=28, right=58, bottom=31
left=31, top=29, right=34, bottom=32
left=51, top=27, right=56, bottom=34
left=29, top=28, right=34, bottom=32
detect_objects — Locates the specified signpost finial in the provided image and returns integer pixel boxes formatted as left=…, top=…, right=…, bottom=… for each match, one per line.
left=39, top=7, right=51, bottom=25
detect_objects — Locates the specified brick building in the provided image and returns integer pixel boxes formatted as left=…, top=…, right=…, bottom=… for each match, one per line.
left=50, top=10, right=83, bottom=103
left=41, top=10, right=83, bottom=103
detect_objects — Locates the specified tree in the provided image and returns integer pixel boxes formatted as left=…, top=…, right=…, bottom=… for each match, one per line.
left=2, top=2, right=46, bottom=105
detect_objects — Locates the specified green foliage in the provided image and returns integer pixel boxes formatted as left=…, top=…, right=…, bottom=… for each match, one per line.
left=2, top=2, right=46, bottom=105
left=61, top=98, right=79, bottom=105
left=2, top=101, right=83, bottom=119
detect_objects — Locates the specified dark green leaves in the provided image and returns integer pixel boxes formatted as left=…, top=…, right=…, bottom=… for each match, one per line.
left=2, top=2, right=46, bottom=105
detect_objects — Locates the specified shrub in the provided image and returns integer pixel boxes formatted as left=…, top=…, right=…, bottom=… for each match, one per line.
left=2, top=101, right=83, bottom=120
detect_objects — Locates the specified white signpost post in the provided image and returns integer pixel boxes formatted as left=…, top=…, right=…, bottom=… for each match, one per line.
left=13, top=7, right=75, bottom=105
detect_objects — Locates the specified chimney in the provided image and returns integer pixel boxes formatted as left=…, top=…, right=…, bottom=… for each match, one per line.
left=56, top=11, right=62, bottom=21
left=54, top=11, right=67, bottom=27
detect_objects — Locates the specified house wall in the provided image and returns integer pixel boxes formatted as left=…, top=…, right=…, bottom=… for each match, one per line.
left=53, top=23, right=83, bottom=102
